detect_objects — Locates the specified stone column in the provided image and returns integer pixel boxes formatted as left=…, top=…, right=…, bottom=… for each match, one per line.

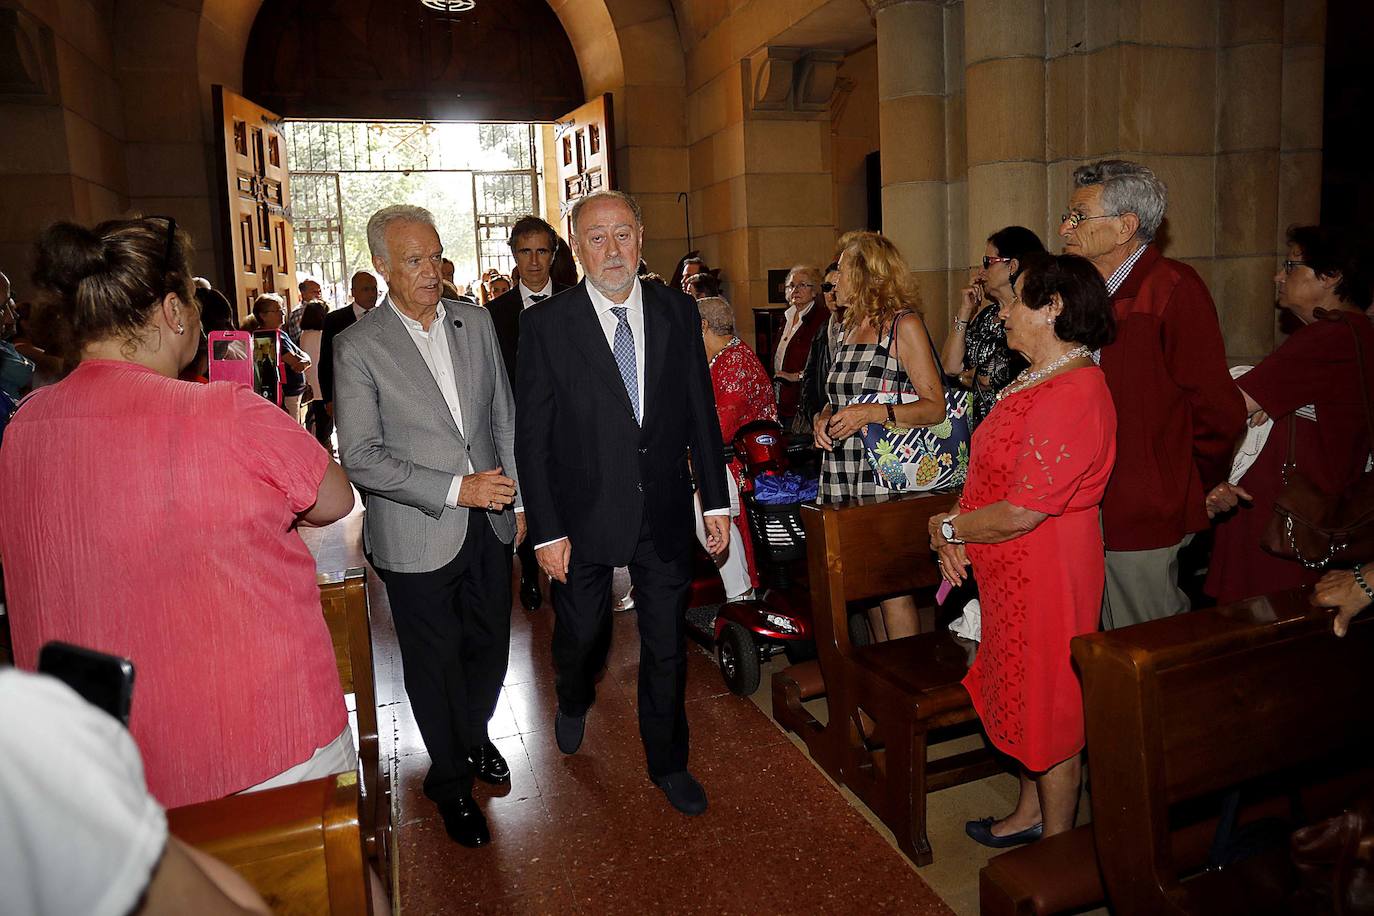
left=873, top=0, right=954, bottom=337
left=963, top=0, right=1046, bottom=267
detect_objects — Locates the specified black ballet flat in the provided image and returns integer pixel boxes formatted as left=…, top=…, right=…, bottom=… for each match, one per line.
left=965, top=817, right=1044, bottom=848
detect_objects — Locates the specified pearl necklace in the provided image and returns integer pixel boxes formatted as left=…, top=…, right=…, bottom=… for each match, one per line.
left=997, top=345, right=1092, bottom=401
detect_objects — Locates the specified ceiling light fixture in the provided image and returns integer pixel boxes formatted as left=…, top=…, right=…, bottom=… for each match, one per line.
left=421, top=0, right=475, bottom=11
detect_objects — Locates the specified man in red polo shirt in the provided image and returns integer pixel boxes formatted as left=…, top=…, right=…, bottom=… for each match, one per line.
left=1060, top=160, right=1246, bottom=629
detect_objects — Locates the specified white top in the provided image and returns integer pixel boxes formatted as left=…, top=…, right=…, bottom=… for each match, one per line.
left=0, top=669, right=168, bottom=916
left=586, top=277, right=648, bottom=420
left=300, top=327, right=322, bottom=398
left=351, top=301, right=372, bottom=322
left=773, top=301, right=815, bottom=375
left=519, top=279, right=554, bottom=310
left=389, top=298, right=472, bottom=508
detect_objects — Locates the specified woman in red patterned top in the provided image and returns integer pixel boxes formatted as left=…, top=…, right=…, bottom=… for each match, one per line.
left=929, top=254, right=1117, bottom=848
left=697, top=295, right=777, bottom=598
left=0, top=217, right=356, bottom=808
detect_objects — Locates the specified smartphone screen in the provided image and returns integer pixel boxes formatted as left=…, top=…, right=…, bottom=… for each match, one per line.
left=252, top=330, right=282, bottom=406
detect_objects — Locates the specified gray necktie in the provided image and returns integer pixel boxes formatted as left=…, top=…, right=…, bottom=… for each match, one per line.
left=610, top=306, right=640, bottom=424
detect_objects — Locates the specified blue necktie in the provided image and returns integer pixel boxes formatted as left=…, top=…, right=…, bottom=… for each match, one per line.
left=611, top=306, right=640, bottom=424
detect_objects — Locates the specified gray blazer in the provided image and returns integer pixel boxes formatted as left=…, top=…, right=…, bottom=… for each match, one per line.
left=334, top=296, right=520, bottom=574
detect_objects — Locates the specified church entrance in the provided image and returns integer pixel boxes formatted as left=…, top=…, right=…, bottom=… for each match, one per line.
left=282, top=119, right=545, bottom=305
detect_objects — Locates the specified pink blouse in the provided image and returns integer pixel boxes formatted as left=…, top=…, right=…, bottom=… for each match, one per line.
left=0, top=360, right=346, bottom=808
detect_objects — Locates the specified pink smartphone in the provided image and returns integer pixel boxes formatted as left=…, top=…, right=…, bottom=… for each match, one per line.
left=208, top=330, right=252, bottom=387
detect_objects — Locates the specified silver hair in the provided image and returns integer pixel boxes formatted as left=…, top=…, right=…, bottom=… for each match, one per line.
left=785, top=264, right=823, bottom=289
left=1072, top=159, right=1168, bottom=243
left=569, top=191, right=643, bottom=238
left=366, top=205, right=438, bottom=265
left=696, top=296, right=735, bottom=334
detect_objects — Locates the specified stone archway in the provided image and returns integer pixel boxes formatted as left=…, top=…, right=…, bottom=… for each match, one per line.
left=109, top=0, right=691, bottom=280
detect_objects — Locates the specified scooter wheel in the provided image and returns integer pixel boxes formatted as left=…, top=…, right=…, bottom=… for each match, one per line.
left=783, top=639, right=817, bottom=664
left=718, top=622, right=761, bottom=696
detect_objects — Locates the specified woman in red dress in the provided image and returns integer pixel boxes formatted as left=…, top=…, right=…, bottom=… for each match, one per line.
left=929, top=254, right=1117, bottom=847
left=698, top=295, right=777, bottom=597
left=1204, top=225, right=1374, bottom=604
left=0, top=217, right=356, bottom=808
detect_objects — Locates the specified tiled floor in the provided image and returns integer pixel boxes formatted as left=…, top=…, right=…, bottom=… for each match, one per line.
left=303, top=504, right=967, bottom=914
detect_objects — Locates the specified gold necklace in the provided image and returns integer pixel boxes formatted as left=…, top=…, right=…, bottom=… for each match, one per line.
left=997, top=345, right=1091, bottom=401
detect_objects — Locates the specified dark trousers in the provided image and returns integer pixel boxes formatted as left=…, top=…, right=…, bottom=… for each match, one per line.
left=516, top=534, right=538, bottom=585
left=305, top=400, right=333, bottom=449
left=376, top=511, right=512, bottom=803
left=551, top=515, right=692, bottom=778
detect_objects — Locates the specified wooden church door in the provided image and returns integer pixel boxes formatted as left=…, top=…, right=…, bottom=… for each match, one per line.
left=554, top=93, right=616, bottom=240
left=213, top=86, right=296, bottom=325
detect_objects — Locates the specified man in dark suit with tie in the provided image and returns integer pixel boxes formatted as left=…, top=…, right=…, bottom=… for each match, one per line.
left=488, top=216, right=570, bottom=612
left=318, top=270, right=379, bottom=425
left=515, top=191, right=730, bottom=816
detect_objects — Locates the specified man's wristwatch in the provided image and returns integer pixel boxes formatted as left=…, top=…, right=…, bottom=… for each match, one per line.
left=940, top=515, right=964, bottom=544
left=883, top=403, right=897, bottom=430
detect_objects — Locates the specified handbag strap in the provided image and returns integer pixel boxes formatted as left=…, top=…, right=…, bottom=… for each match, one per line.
left=871, top=311, right=951, bottom=397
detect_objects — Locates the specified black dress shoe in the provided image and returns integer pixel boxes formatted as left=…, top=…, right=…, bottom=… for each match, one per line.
left=653, top=770, right=708, bottom=816
left=554, top=709, right=585, bottom=755
left=438, top=795, right=490, bottom=848
left=964, top=817, right=1043, bottom=848
left=469, top=739, right=511, bottom=785
left=520, top=576, right=542, bottom=611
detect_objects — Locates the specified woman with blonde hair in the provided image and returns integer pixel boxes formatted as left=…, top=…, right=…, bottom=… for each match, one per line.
left=813, top=231, right=947, bottom=639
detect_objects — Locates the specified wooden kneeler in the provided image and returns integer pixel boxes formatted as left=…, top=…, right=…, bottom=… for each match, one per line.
left=318, top=567, right=391, bottom=878
left=771, top=492, right=1000, bottom=865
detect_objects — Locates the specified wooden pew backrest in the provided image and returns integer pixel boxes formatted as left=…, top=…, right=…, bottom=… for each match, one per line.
left=1072, top=588, right=1374, bottom=915
left=168, top=773, right=370, bottom=916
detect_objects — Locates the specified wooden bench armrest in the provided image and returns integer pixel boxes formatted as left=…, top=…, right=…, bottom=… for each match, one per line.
left=169, top=773, right=370, bottom=915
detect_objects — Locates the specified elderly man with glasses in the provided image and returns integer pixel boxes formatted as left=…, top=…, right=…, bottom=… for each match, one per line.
left=1059, top=159, right=1245, bottom=630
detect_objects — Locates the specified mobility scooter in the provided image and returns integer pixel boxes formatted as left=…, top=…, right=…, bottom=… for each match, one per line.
left=685, top=419, right=819, bottom=696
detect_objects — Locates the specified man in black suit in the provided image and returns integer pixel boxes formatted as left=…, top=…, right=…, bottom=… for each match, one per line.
left=488, top=216, right=570, bottom=612
left=515, top=191, right=730, bottom=816
left=318, top=270, right=379, bottom=426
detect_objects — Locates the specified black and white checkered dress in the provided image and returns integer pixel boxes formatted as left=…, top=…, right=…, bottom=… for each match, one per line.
left=818, top=316, right=916, bottom=503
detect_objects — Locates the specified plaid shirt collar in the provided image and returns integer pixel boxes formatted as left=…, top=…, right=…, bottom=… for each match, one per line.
left=1105, top=243, right=1148, bottom=296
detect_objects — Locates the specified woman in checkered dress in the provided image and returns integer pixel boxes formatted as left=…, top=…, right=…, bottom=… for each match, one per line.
left=812, top=231, right=947, bottom=638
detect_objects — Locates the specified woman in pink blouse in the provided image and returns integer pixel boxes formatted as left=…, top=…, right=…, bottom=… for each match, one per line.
left=0, top=217, right=356, bottom=808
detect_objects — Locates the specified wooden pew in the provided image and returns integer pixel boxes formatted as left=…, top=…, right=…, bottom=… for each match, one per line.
left=1075, top=586, right=1374, bottom=914
left=169, top=773, right=371, bottom=915
left=317, top=567, right=391, bottom=877
left=980, top=587, right=1374, bottom=914
left=771, top=492, right=1001, bottom=865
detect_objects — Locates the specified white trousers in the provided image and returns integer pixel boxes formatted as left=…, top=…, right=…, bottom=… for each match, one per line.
left=694, top=469, right=753, bottom=600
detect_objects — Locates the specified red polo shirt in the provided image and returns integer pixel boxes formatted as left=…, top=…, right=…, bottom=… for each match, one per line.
left=1098, top=245, right=1247, bottom=551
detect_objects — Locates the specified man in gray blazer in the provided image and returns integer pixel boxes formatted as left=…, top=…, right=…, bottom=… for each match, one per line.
left=335, top=205, right=524, bottom=849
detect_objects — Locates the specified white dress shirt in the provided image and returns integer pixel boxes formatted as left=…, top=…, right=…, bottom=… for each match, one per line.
left=352, top=301, right=373, bottom=322
left=519, top=279, right=553, bottom=310
left=773, top=301, right=815, bottom=375
left=388, top=298, right=472, bottom=509
left=535, top=279, right=723, bottom=552
left=586, top=278, right=649, bottom=420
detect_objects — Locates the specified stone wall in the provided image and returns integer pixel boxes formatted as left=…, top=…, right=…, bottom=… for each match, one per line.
left=1, top=0, right=129, bottom=295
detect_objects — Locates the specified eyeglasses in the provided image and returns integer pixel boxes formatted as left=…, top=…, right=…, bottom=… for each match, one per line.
left=1282, top=259, right=1309, bottom=274
left=1060, top=211, right=1116, bottom=230
left=786, top=282, right=815, bottom=291
left=982, top=256, right=1013, bottom=269
left=821, top=282, right=835, bottom=294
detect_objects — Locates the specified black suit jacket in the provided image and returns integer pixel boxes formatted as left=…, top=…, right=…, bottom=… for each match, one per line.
left=488, top=283, right=569, bottom=385
left=318, top=305, right=359, bottom=406
left=515, top=279, right=728, bottom=566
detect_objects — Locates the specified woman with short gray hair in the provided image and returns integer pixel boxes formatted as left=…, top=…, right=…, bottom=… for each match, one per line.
left=698, top=295, right=777, bottom=600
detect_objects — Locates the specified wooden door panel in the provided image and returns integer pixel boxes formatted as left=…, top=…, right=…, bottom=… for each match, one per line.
left=554, top=93, right=615, bottom=240
left=214, top=86, right=295, bottom=326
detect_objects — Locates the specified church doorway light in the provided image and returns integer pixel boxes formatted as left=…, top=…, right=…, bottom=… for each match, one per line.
left=282, top=120, right=545, bottom=305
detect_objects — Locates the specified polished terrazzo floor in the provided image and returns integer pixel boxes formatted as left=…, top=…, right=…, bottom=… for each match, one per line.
left=303, top=503, right=986, bottom=915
